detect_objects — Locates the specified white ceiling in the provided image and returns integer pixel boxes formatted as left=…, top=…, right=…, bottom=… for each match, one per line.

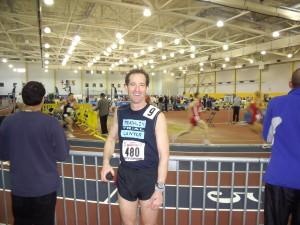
left=1, top=0, right=300, bottom=74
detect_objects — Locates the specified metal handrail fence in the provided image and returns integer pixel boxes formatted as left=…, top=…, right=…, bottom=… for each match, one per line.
left=0, top=151, right=269, bottom=225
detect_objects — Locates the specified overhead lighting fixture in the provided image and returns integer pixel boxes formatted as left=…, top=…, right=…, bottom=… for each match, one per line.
left=272, top=31, right=280, bottom=37
left=287, top=53, right=293, bottom=58
left=45, top=65, right=48, bottom=69
left=44, top=60, right=49, bottom=64
left=149, top=59, right=154, bottom=63
left=171, top=73, right=174, bottom=76
left=151, top=65, right=154, bottom=69
left=106, top=47, right=112, bottom=53
left=78, top=66, right=81, bottom=70
left=163, top=70, right=167, bottom=73
left=96, top=56, right=100, bottom=60
left=157, top=42, right=163, bottom=48
left=109, top=67, right=112, bottom=70
left=115, top=62, right=119, bottom=66
left=162, top=55, right=166, bottom=60
left=9, top=64, right=13, bottom=68
left=170, top=52, right=175, bottom=57
left=74, top=70, right=78, bottom=73
left=143, top=8, right=151, bottom=17
left=119, top=39, right=125, bottom=45
left=151, top=72, right=155, bottom=76
left=123, top=58, right=128, bottom=62
left=44, top=43, right=50, bottom=48
left=44, top=27, right=51, bottom=33
left=174, top=39, right=180, bottom=45
left=225, top=57, right=230, bottom=61
left=148, top=46, right=153, bottom=52
left=190, top=54, right=195, bottom=58
left=179, top=49, right=185, bottom=54
left=199, top=62, right=204, bottom=66
left=2, top=58, right=8, bottom=63
left=143, top=61, right=148, bottom=65
left=140, top=50, right=145, bottom=55
left=74, top=35, right=81, bottom=42
left=261, top=50, right=266, bottom=55
left=217, top=20, right=224, bottom=27
left=250, top=59, right=254, bottom=64
left=68, top=49, right=73, bottom=54
left=222, top=64, right=226, bottom=68
left=13, top=68, right=17, bottom=72
left=133, top=53, right=138, bottom=58
left=138, top=63, right=142, bottom=67
left=111, top=43, right=118, bottom=49
left=133, top=65, right=137, bottom=68
left=200, top=68, right=204, bottom=71
left=45, top=69, right=48, bottom=72
left=44, top=0, right=53, bottom=5
left=116, top=32, right=123, bottom=39
left=72, top=41, right=78, bottom=46
left=223, top=44, right=229, bottom=50
left=93, top=58, right=97, bottom=63
left=179, top=66, right=183, bottom=70
left=190, top=46, right=196, bottom=51
left=102, top=71, right=105, bottom=74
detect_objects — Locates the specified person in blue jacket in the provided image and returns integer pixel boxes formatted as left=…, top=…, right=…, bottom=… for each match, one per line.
left=0, top=81, right=70, bottom=225
left=262, top=68, right=300, bottom=225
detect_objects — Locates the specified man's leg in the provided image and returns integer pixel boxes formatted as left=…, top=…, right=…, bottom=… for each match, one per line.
left=264, top=183, right=293, bottom=225
left=291, top=189, right=300, bottom=225
left=118, top=194, right=138, bottom=225
left=100, top=115, right=108, bottom=134
left=12, top=194, right=33, bottom=225
left=139, top=199, right=159, bottom=225
left=32, top=191, right=57, bottom=225
left=236, top=107, right=240, bottom=122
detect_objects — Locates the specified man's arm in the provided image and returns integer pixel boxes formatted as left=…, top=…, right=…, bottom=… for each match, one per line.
left=147, top=112, right=170, bottom=209
left=262, top=100, right=273, bottom=142
left=100, top=110, right=119, bottom=182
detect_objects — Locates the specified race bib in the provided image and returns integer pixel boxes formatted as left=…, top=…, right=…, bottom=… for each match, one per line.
left=66, top=108, right=73, bottom=113
left=143, top=105, right=160, bottom=120
left=122, top=140, right=145, bottom=161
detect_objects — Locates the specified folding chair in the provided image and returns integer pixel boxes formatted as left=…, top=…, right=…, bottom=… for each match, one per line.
left=206, top=111, right=216, bottom=127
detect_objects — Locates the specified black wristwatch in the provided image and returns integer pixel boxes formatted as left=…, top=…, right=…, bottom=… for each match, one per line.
left=155, top=182, right=165, bottom=191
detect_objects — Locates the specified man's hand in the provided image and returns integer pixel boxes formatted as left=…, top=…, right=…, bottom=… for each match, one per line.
left=147, top=190, right=163, bottom=210
left=101, top=165, right=114, bottom=182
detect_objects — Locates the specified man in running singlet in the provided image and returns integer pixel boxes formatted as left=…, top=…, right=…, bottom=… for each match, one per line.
left=172, top=92, right=210, bottom=144
left=101, top=68, right=169, bottom=225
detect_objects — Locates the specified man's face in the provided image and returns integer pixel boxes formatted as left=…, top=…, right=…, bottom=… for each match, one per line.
left=68, top=94, right=74, bottom=101
left=126, top=73, right=148, bottom=104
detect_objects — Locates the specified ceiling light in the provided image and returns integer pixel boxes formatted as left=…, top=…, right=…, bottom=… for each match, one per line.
left=44, top=53, right=49, bottom=58
left=287, top=53, right=293, bottom=58
left=102, top=71, right=105, bottom=74
left=45, top=69, right=48, bottom=72
left=68, top=49, right=73, bottom=54
left=162, top=55, right=166, bottom=60
left=217, top=20, right=224, bottom=27
left=151, top=65, right=154, bottom=69
left=72, top=41, right=77, bottom=46
left=179, top=49, right=185, bottom=54
left=69, top=45, right=75, bottom=51
left=140, top=50, right=145, bottom=55
left=163, top=70, right=167, bottom=73
left=133, top=65, right=137, bottom=68
left=223, top=44, right=229, bottom=50
left=222, top=64, right=226, bottom=68
left=44, top=27, right=51, bottom=33
left=116, top=32, right=123, bottom=39
left=111, top=64, right=115, bottom=68
left=199, top=62, right=204, bottom=66
left=13, top=68, right=17, bottom=72
left=200, top=68, right=204, bottom=71
left=143, top=9, right=151, bottom=17
left=44, top=43, right=50, bottom=48
left=2, top=58, right=7, bottom=63
left=143, top=61, right=148, bottom=65
left=119, top=39, right=125, bottom=45
left=45, top=65, right=48, bottom=69
left=93, top=58, right=97, bottom=63
left=91, top=70, right=94, bottom=74
left=174, top=39, right=180, bottom=45
left=96, top=56, right=100, bottom=60
left=124, top=58, right=128, bottom=62
left=190, top=46, right=196, bottom=51
left=88, top=63, right=92, bottom=67
left=225, top=57, right=230, bottom=61
left=133, top=53, right=138, bottom=58
left=151, top=72, right=155, bottom=76
left=74, top=70, right=78, bottom=73
left=261, top=50, right=266, bottom=55
left=44, top=0, right=53, bottom=5
left=190, top=54, right=195, bottom=58
left=115, top=62, right=119, bottom=66
left=148, top=46, right=153, bottom=52
left=109, top=67, right=112, bottom=70
left=272, top=31, right=280, bottom=37
left=171, top=73, right=174, bottom=76
left=44, top=60, right=49, bottom=64
left=111, top=43, right=118, bottom=49
left=78, top=66, right=81, bottom=70
left=119, top=60, right=124, bottom=64
left=149, top=59, right=154, bottom=63
left=179, top=66, right=183, bottom=70
left=250, top=59, right=254, bottom=64
left=74, top=35, right=81, bottom=42
left=107, top=47, right=112, bottom=53
left=170, top=52, right=175, bottom=57
left=138, top=63, right=143, bottom=67
left=157, top=42, right=163, bottom=48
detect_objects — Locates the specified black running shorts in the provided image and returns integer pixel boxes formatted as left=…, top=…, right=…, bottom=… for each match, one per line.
left=117, top=163, right=158, bottom=201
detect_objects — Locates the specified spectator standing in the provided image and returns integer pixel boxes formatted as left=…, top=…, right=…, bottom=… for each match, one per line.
left=262, top=68, right=300, bottom=225
left=101, top=68, right=169, bottom=225
left=94, top=93, right=109, bottom=134
left=232, top=95, right=242, bottom=123
left=0, top=81, right=70, bottom=225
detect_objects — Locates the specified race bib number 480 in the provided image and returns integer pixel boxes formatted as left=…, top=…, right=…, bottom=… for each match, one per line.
left=122, top=140, right=145, bottom=161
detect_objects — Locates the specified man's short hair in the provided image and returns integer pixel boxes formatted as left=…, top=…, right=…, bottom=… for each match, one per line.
left=68, top=93, right=74, bottom=96
left=292, top=68, right=300, bottom=88
left=125, top=69, right=149, bottom=87
left=100, top=93, right=105, bottom=97
left=22, top=81, right=45, bottom=106
left=194, top=92, right=199, bottom=98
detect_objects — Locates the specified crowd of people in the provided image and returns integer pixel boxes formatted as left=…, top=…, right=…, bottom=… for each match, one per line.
left=1, top=68, right=300, bottom=225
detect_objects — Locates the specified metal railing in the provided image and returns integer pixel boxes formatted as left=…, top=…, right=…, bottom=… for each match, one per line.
left=0, top=151, right=269, bottom=225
